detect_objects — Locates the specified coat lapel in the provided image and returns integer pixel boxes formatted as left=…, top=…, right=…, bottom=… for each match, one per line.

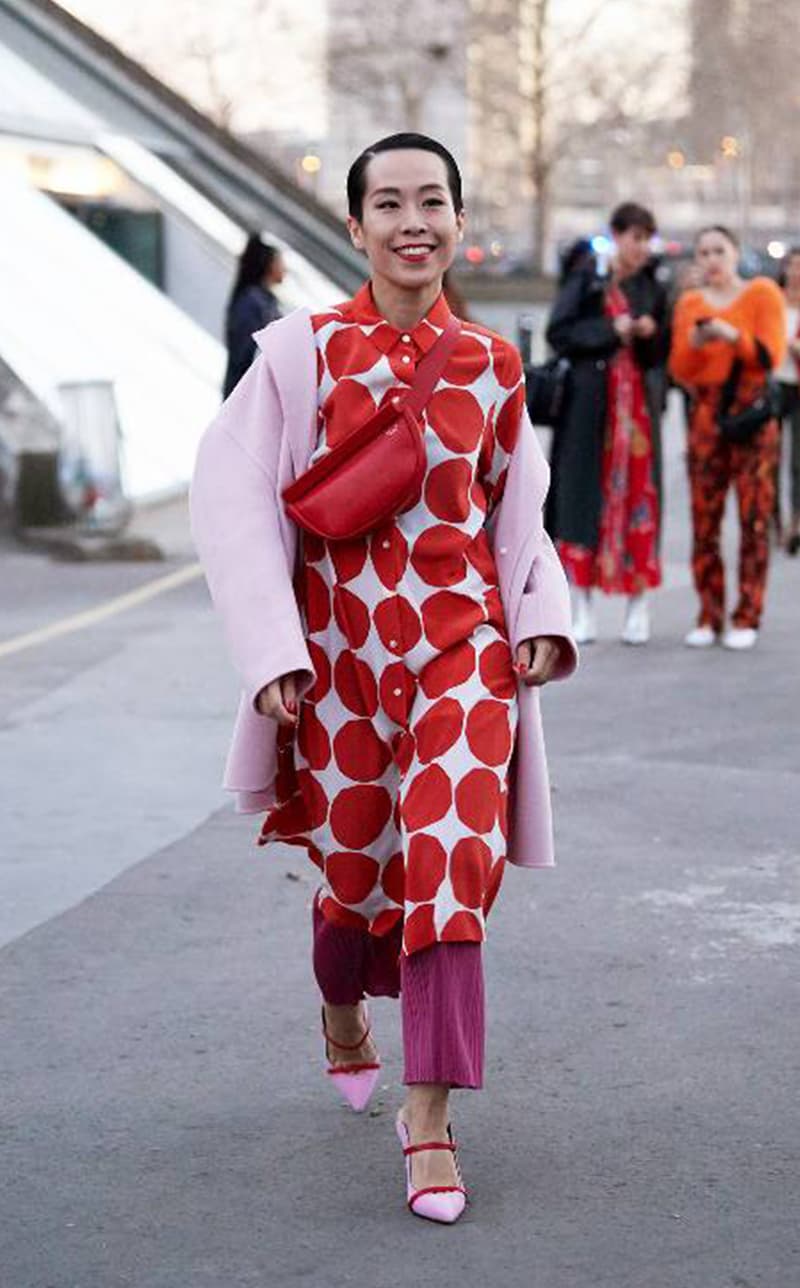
left=255, top=308, right=317, bottom=479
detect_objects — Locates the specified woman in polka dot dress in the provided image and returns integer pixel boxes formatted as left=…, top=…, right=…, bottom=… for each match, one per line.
left=191, top=133, right=577, bottom=1224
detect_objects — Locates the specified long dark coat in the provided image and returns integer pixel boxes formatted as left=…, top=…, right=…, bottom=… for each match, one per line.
left=544, top=263, right=669, bottom=550
left=222, top=285, right=282, bottom=399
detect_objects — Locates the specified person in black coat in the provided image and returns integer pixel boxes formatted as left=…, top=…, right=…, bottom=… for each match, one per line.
left=545, top=203, right=669, bottom=645
left=222, top=236, right=285, bottom=398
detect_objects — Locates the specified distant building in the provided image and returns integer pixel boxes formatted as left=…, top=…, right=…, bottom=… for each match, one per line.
left=306, top=0, right=537, bottom=257
left=0, top=0, right=362, bottom=508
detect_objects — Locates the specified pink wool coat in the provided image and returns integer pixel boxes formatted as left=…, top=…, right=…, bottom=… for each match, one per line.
left=190, top=308, right=578, bottom=869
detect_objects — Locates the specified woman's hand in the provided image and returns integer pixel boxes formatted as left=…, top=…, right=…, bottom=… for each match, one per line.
left=632, top=314, right=657, bottom=339
left=515, top=637, right=561, bottom=687
left=690, top=322, right=708, bottom=349
left=255, top=672, right=301, bottom=726
left=690, top=315, right=736, bottom=345
left=613, top=313, right=634, bottom=344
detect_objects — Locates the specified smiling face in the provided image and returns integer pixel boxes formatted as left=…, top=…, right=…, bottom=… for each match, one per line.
left=695, top=229, right=739, bottom=286
left=347, top=149, right=464, bottom=296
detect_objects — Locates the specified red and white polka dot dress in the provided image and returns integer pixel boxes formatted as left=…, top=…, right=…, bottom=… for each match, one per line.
left=261, top=284, right=526, bottom=956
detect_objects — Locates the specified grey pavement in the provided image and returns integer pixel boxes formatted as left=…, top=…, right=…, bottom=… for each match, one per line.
left=1, top=406, right=799, bottom=1288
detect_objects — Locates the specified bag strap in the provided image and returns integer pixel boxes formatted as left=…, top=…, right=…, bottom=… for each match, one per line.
left=720, top=338, right=772, bottom=414
left=720, top=356, right=743, bottom=414
left=403, top=316, right=462, bottom=416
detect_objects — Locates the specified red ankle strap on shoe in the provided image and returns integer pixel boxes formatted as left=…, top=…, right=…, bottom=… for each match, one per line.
left=323, top=1026, right=372, bottom=1051
left=403, top=1140, right=457, bottom=1157
left=321, top=1008, right=371, bottom=1051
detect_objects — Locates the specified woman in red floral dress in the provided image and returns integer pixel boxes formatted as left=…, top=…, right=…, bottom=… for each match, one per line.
left=192, top=134, right=576, bottom=1224
left=546, top=203, right=667, bottom=645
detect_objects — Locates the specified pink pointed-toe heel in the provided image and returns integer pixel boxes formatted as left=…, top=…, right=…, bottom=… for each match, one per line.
left=322, top=1005, right=381, bottom=1113
left=395, top=1115, right=467, bottom=1224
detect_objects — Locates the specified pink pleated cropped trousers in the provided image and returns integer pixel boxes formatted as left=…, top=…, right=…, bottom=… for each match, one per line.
left=312, top=895, right=484, bottom=1088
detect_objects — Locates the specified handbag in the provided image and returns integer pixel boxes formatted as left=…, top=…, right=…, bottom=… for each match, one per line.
left=524, top=355, right=571, bottom=427
left=718, top=340, right=780, bottom=444
left=282, top=317, right=461, bottom=541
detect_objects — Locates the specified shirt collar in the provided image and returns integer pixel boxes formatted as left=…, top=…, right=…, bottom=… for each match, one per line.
left=343, top=282, right=454, bottom=355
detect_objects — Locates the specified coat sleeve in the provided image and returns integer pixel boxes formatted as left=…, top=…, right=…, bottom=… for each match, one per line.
left=735, top=278, right=787, bottom=370
left=515, top=544, right=578, bottom=679
left=631, top=276, right=670, bottom=371
left=190, top=354, right=313, bottom=708
left=504, top=410, right=578, bottom=680
left=546, top=269, right=620, bottom=359
left=668, top=291, right=707, bottom=387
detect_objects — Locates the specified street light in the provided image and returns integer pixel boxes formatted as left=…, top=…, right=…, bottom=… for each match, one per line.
left=667, top=150, right=685, bottom=170
left=301, top=154, right=322, bottom=175
left=721, top=135, right=740, bottom=159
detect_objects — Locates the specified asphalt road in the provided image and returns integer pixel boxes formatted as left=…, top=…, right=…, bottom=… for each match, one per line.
left=1, top=405, right=798, bottom=1288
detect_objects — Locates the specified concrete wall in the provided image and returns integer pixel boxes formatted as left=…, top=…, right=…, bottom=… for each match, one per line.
left=161, top=214, right=233, bottom=343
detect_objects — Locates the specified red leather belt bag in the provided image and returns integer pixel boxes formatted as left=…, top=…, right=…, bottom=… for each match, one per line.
left=282, top=316, right=461, bottom=541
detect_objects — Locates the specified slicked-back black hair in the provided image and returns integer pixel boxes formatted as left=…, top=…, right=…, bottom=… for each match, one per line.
left=347, top=133, right=463, bottom=222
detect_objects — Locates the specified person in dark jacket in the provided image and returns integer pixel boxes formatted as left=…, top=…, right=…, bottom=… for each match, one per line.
left=546, top=203, right=669, bottom=645
left=222, top=235, right=285, bottom=398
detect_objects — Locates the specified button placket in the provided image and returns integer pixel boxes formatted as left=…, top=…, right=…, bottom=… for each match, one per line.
left=393, top=335, right=417, bottom=381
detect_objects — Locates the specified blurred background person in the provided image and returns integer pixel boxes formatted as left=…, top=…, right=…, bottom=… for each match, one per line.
left=670, top=226, right=785, bottom=650
left=558, top=237, right=596, bottom=282
left=546, top=203, right=668, bottom=646
left=775, top=247, right=800, bottom=555
left=222, top=235, right=285, bottom=398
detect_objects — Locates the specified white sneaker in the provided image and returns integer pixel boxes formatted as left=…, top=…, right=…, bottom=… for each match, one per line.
left=571, top=587, right=597, bottom=644
left=721, top=626, right=758, bottom=651
left=621, top=592, right=650, bottom=645
left=684, top=624, right=718, bottom=648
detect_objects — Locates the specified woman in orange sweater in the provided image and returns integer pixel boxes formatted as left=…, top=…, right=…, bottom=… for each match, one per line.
left=670, top=226, right=785, bottom=650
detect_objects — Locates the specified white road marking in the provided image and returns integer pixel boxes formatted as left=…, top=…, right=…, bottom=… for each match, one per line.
left=0, top=562, right=204, bottom=660
left=0, top=604, right=237, bottom=949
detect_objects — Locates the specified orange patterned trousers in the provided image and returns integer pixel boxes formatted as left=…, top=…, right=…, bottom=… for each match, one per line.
left=688, top=400, right=780, bottom=631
